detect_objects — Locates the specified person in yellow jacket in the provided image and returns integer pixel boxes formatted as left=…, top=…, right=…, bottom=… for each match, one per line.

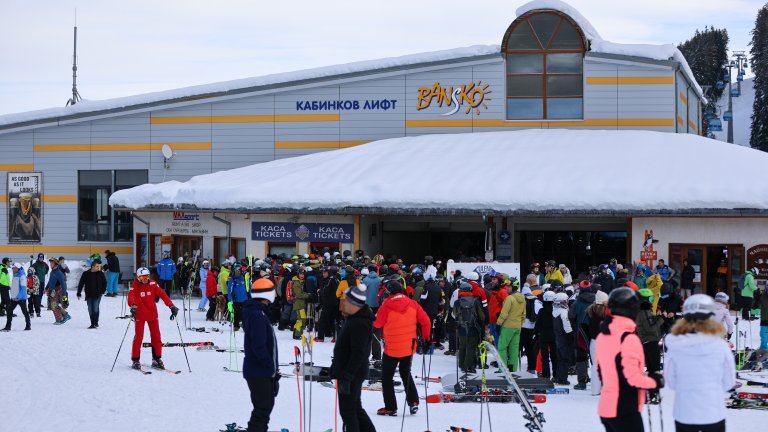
left=218, top=262, right=231, bottom=296
left=544, top=260, right=565, bottom=285
left=336, top=266, right=359, bottom=309
left=496, top=280, right=526, bottom=371
left=646, top=271, right=663, bottom=314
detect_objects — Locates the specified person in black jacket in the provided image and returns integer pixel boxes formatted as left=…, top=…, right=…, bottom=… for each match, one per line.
left=242, top=278, right=279, bottom=432
left=316, top=267, right=340, bottom=342
left=104, top=250, right=121, bottom=297
left=593, top=265, right=615, bottom=294
left=533, top=291, right=557, bottom=379
left=680, top=259, right=695, bottom=299
left=331, top=282, right=376, bottom=432
left=419, top=276, right=442, bottom=348
left=77, top=259, right=107, bottom=328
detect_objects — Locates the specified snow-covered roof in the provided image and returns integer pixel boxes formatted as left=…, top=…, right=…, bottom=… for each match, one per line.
left=517, top=1, right=704, bottom=100
left=109, top=129, right=768, bottom=215
left=1, top=0, right=704, bottom=130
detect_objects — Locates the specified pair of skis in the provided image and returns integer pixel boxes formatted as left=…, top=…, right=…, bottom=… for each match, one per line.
left=141, top=341, right=213, bottom=348
left=130, top=364, right=182, bottom=375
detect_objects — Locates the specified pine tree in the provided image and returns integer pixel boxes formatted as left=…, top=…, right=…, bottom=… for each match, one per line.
left=750, top=5, right=768, bottom=151
left=678, top=27, right=729, bottom=137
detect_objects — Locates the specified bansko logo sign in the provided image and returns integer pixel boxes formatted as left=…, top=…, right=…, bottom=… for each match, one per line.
left=416, top=81, right=492, bottom=116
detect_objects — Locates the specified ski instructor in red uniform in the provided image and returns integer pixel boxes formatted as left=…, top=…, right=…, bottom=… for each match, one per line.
left=128, top=267, right=178, bottom=370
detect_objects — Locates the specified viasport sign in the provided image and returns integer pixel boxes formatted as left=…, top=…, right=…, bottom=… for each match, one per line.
left=173, top=212, right=200, bottom=221
left=416, top=81, right=492, bottom=115
left=252, top=222, right=354, bottom=242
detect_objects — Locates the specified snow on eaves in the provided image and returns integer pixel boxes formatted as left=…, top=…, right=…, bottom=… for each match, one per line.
left=0, top=45, right=499, bottom=128
left=517, top=1, right=705, bottom=101
left=109, top=129, right=768, bottom=213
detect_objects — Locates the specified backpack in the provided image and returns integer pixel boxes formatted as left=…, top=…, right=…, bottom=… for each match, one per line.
left=737, top=273, right=747, bottom=294
left=525, top=297, right=537, bottom=323
left=456, top=296, right=480, bottom=333
left=285, top=280, right=294, bottom=301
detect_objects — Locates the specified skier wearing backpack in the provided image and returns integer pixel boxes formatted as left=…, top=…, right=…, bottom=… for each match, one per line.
left=552, top=292, right=573, bottom=385
left=596, top=288, right=662, bottom=432
left=453, top=282, right=486, bottom=374
left=520, top=276, right=540, bottom=373
left=739, top=268, right=758, bottom=320
left=635, top=289, right=664, bottom=404
left=228, top=265, right=249, bottom=331
left=534, top=291, right=558, bottom=379
left=373, top=280, right=431, bottom=416
left=570, top=280, right=595, bottom=390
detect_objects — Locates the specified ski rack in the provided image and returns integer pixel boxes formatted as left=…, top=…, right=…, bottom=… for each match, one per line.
left=483, top=342, right=546, bottom=431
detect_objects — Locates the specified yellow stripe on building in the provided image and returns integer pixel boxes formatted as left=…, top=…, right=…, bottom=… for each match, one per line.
left=42, top=195, right=77, bottom=203
left=0, top=164, right=34, bottom=171
left=33, top=142, right=212, bottom=152
left=406, top=118, right=674, bottom=128
left=687, top=120, right=698, bottom=132
left=677, top=116, right=684, bottom=126
left=0, top=245, right=133, bottom=255
left=679, top=92, right=689, bottom=105
left=586, top=76, right=674, bottom=85
left=275, top=140, right=368, bottom=149
left=150, top=114, right=340, bottom=124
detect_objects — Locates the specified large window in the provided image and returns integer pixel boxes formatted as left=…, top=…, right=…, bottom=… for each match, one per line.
left=78, top=170, right=147, bottom=242
left=503, top=11, right=586, bottom=120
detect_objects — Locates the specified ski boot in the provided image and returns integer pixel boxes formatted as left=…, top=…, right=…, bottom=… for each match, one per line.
left=131, top=360, right=142, bottom=370
left=152, top=358, right=165, bottom=370
left=409, top=402, right=419, bottom=415
left=24, top=325, right=31, bottom=331
left=63, top=313, right=71, bottom=323
left=376, top=408, right=397, bottom=416
left=648, top=390, right=661, bottom=405
left=574, top=380, right=587, bottom=391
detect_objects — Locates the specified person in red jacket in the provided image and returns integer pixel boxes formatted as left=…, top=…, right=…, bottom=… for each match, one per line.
left=373, top=280, right=431, bottom=417
left=128, top=267, right=178, bottom=370
left=487, top=274, right=509, bottom=346
left=595, top=287, right=662, bottom=432
left=205, top=266, right=219, bottom=321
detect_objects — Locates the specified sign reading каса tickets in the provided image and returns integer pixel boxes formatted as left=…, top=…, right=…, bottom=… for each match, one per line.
left=7, top=172, right=42, bottom=243
left=251, top=222, right=354, bottom=242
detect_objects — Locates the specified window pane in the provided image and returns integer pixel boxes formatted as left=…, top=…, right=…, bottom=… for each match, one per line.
left=79, top=170, right=111, bottom=187
left=506, top=22, right=540, bottom=50
left=507, top=98, right=544, bottom=119
left=549, top=22, right=584, bottom=49
left=529, top=13, right=561, bottom=48
left=547, top=76, right=583, bottom=96
left=547, top=98, right=583, bottom=119
left=234, top=239, right=246, bottom=262
left=269, top=243, right=297, bottom=257
left=507, top=76, right=544, bottom=97
left=547, top=53, right=583, bottom=73
left=506, top=54, right=544, bottom=74
left=115, top=170, right=148, bottom=188
left=78, top=186, right=111, bottom=241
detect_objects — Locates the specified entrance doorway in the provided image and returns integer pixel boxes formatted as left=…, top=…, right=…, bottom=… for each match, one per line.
left=381, top=231, right=484, bottom=264
left=669, top=244, right=744, bottom=304
left=310, top=242, right=340, bottom=255
left=174, top=236, right=203, bottom=261
left=517, top=231, right=627, bottom=278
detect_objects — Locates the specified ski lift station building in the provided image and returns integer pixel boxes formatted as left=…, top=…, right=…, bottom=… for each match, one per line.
left=0, top=1, right=766, bottom=302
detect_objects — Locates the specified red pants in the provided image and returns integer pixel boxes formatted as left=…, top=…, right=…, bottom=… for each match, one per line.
left=131, top=319, right=162, bottom=361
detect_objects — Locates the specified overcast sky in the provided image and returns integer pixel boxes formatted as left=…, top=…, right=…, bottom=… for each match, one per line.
left=0, top=0, right=763, bottom=116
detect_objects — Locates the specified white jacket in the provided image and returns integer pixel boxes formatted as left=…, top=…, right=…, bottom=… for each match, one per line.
left=664, top=332, right=735, bottom=425
left=712, top=303, right=734, bottom=336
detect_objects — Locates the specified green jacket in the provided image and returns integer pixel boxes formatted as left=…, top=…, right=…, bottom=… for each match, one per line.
left=0, top=264, right=10, bottom=287
left=496, top=292, right=526, bottom=329
left=742, top=271, right=757, bottom=298
left=218, top=267, right=230, bottom=294
left=413, top=280, right=426, bottom=301
left=292, top=277, right=309, bottom=312
left=633, top=275, right=647, bottom=289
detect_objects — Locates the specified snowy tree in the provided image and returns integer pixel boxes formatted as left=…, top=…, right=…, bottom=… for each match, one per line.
left=678, top=27, right=729, bottom=137
left=750, top=5, right=768, bottom=152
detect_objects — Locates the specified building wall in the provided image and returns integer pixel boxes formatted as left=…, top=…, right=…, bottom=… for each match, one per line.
left=0, top=52, right=700, bottom=267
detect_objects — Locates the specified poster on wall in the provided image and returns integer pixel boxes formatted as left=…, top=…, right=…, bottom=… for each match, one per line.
left=7, top=172, right=42, bottom=243
left=446, top=262, right=521, bottom=284
left=747, top=244, right=768, bottom=280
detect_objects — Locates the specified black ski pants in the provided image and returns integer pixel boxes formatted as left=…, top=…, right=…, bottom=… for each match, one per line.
left=381, top=354, right=419, bottom=410
left=317, top=304, right=338, bottom=339
left=158, top=279, right=173, bottom=299
left=233, top=301, right=245, bottom=329
left=0, top=284, right=9, bottom=313
left=4, top=300, right=30, bottom=330
left=601, top=413, right=644, bottom=432
left=339, top=377, right=377, bottom=432
left=740, top=295, right=753, bottom=320
left=371, top=326, right=382, bottom=361
left=538, top=338, right=557, bottom=379
left=554, top=333, right=573, bottom=383
left=520, top=327, right=537, bottom=370
left=246, top=377, right=275, bottom=432
left=675, top=420, right=725, bottom=432
left=206, top=296, right=217, bottom=320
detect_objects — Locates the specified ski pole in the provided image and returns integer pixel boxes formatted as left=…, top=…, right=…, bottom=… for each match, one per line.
left=646, top=392, right=654, bottom=432
left=658, top=391, right=665, bottom=432
left=174, top=312, right=192, bottom=372
left=308, top=333, right=314, bottom=432
left=301, top=334, right=307, bottom=432
left=294, top=346, right=304, bottom=432
left=334, top=379, right=339, bottom=432
left=110, top=317, right=133, bottom=372
left=422, top=347, right=431, bottom=432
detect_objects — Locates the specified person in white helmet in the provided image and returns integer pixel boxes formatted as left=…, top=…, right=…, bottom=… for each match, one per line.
left=712, top=292, right=734, bottom=340
left=664, top=294, right=735, bottom=432
left=128, top=267, right=178, bottom=370
left=197, top=260, right=210, bottom=311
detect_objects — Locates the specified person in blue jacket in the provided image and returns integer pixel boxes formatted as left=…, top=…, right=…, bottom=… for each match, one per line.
left=228, top=266, right=249, bottom=331
left=655, top=259, right=670, bottom=282
left=242, top=278, right=279, bottom=432
left=2, top=263, right=30, bottom=331
left=46, top=258, right=70, bottom=324
left=156, top=250, right=177, bottom=299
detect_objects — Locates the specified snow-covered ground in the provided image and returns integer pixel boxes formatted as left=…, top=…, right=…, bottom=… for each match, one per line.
left=0, top=294, right=763, bottom=432
left=713, top=77, right=754, bottom=147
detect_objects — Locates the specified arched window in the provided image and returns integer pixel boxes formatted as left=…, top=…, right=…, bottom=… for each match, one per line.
left=502, top=11, right=586, bottom=120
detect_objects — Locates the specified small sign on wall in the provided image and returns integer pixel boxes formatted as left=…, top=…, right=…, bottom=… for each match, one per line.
left=747, top=244, right=768, bottom=280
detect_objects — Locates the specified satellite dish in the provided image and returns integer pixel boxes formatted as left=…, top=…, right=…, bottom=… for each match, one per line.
left=161, top=144, right=173, bottom=159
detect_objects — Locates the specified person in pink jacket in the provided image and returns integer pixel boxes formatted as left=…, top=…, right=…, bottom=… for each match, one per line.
left=595, top=287, right=663, bottom=432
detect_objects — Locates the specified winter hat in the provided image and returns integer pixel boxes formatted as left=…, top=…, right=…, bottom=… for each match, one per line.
left=345, top=283, right=368, bottom=308
left=594, top=290, right=609, bottom=305
left=251, top=278, right=276, bottom=303
left=714, top=292, right=729, bottom=304
left=624, top=281, right=639, bottom=292
left=1, top=257, right=9, bottom=265
left=638, top=288, right=653, bottom=301
left=361, top=268, right=369, bottom=276
left=386, top=279, right=403, bottom=294
left=459, top=282, right=472, bottom=292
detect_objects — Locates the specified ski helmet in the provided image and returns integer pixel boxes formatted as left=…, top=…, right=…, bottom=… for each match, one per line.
left=466, top=272, right=480, bottom=282
left=542, top=291, right=556, bottom=302
left=682, top=294, right=716, bottom=321
left=232, top=266, right=242, bottom=278
left=637, top=288, right=654, bottom=304
left=549, top=280, right=564, bottom=292
left=361, top=268, right=369, bottom=276
left=136, top=267, right=151, bottom=284
left=202, top=260, right=209, bottom=267
left=714, top=292, right=729, bottom=304
left=251, top=278, right=275, bottom=303
left=751, top=267, right=759, bottom=276
left=554, top=292, right=569, bottom=305
left=607, top=287, right=640, bottom=319
left=424, top=255, right=434, bottom=265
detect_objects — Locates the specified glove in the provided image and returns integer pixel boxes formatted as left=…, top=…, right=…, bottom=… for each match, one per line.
left=130, top=305, right=137, bottom=317
left=420, top=339, right=433, bottom=353
left=650, top=372, right=664, bottom=389
left=273, top=374, right=281, bottom=397
left=77, top=294, right=82, bottom=300
left=338, top=379, right=351, bottom=395
left=170, top=306, right=179, bottom=320
left=227, top=301, right=234, bottom=314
